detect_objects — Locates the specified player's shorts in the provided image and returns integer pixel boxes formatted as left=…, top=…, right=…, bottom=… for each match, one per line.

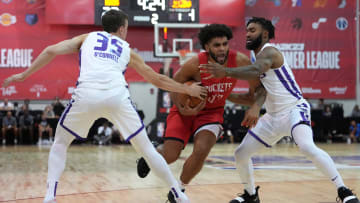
left=248, top=100, right=311, bottom=147
left=59, top=86, right=144, bottom=142
left=164, top=107, right=224, bottom=147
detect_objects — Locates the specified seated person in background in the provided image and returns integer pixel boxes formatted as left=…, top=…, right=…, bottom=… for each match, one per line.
left=316, top=98, right=325, bottom=110
left=0, top=98, right=14, bottom=111
left=38, top=114, right=53, bottom=145
left=19, top=108, right=34, bottom=144
left=351, top=105, right=360, bottom=118
left=2, top=111, right=18, bottom=144
left=94, top=121, right=113, bottom=145
left=43, top=105, right=55, bottom=118
left=52, top=96, right=65, bottom=118
left=323, top=105, right=332, bottom=117
left=349, top=120, right=360, bottom=143
left=16, top=99, right=31, bottom=117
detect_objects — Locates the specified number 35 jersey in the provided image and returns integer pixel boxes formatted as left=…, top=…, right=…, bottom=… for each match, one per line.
left=77, top=31, right=131, bottom=89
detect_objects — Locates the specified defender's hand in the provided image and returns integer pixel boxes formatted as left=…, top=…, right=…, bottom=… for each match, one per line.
left=178, top=99, right=206, bottom=116
left=199, top=62, right=227, bottom=79
left=186, top=82, right=207, bottom=99
left=241, top=105, right=260, bottom=128
left=3, top=73, right=26, bottom=87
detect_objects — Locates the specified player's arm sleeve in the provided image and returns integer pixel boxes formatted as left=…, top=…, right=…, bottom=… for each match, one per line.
left=129, top=49, right=189, bottom=94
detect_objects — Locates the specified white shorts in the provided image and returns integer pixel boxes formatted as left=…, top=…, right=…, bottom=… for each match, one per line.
left=59, top=86, right=144, bottom=142
left=194, top=124, right=223, bottom=139
left=248, top=100, right=311, bottom=147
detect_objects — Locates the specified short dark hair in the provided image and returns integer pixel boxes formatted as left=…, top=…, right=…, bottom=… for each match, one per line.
left=198, top=24, right=233, bottom=50
left=247, top=17, right=275, bottom=40
left=102, top=9, right=128, bottom=33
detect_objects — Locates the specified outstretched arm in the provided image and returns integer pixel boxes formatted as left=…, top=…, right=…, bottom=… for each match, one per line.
left=241, top=83, right=267, bottom=128
left=200, top=47, right=282, bottom=80
left=3, top=34, right=88, bottom=87
left=227, top=79, right=261, bottom=106
left=129, top=50, right=207, bottom=99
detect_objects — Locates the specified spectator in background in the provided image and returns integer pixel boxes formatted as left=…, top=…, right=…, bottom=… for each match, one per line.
left=0, top=98, right=14, bottom=110
left=19, top=108, right=34, bottom=144
left=351, top=105, right=360, bottom=118
left=2, top=111, right=18, bottom=145
left=38, top=114, right=53, bottom=145
left=316, top=98, right=325, bottom=110
left=17, top=99, right=31, bottom=117
left=322, top=105, right=333, bottom=142
left=349, top=120, right=360, bottom=143
left=94, top=121, right=113, bottom=145
left=43, top=105, right=55, bottom=118
left=52, top=96, right=65, bottom=118
left=323, top=105, right=332, bottom=117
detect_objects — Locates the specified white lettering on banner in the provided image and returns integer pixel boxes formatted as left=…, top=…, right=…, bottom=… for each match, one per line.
left=283, top=51, right=305, bottom=69
left=307, top=51, right=340, bottom=69
left=302, top=87, right=322, bottom=94
left=30, top=84, right=47, bottom=98
left=0, top=86, right=17, bottom=96
left=269, top=43, right=341, bottom=70
left=232, top=87, right=248, bottom=93
left=329, top=86, right=347, bottom=95
left=0, top=48, right=33, bottom=68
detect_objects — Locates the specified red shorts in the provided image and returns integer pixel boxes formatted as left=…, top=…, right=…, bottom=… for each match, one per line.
left=164, top=107, right=224, bottom=146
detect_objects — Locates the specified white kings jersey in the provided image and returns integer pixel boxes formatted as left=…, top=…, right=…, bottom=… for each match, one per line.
left=251, top=43, right=304, bottom=113
left=77, top=31, right=131, bottom=89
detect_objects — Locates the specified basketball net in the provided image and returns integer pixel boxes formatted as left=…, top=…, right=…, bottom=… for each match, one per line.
left=178, top=49, right=197, bottom=66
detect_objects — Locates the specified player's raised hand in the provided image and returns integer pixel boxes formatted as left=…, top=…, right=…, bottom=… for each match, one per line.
left=2, top=73, right=26, bottom=87
left=241, top=105, right=260, bottom=128
left=199, top=61, right=227, bottom=79
left=186, top=82, right=207, bottom=99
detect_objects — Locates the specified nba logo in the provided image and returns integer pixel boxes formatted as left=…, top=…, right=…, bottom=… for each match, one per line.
left=336, top=17, right=348, bottom=31
left=162, top=92, right=171, bottom=108
left=25, top=14, right=38, bottom=25
left=157, top=122, right=165, bottom=137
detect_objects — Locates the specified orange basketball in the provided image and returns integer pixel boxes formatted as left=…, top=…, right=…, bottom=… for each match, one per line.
left=177, top=80, right=206, bottom=108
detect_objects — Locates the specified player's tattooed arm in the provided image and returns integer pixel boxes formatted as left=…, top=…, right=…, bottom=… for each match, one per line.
left=253, top=83, right=267, bottom=108
left=227, top=78, right=260, bottom=106
left=241, top=83, right=266, bottom=128
left=200, top=47, right=282, bottom=80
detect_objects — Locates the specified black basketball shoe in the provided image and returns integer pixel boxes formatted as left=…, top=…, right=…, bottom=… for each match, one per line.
left=136, top=157, right=150, bottom=178
left=229, top=186, right=260, bottom=203
left=337, top=186, right=360, bottom=203
left=136, top=141, right=160, bottom=178
left=167, top=188, right=185, bottom=203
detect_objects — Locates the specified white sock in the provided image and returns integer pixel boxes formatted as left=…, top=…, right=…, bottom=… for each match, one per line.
left=292, top=125, right=345, bottom=189
left=234, top=134, right=265, bottom=195
left=44, top=181, right=58, bottom=201
left=44, top=126, right=74, bottom=201
left=130, top=131, right=183, bottom=192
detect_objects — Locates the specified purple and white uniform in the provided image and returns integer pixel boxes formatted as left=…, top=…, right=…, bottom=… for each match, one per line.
left=249, top=43, right=311, bottom=147
left=59, top=31, right=144, bottom=142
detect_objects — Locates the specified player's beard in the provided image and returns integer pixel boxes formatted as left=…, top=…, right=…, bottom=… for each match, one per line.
left=208, top=49, right=229, bottom=65
left=246, top=33, right=262, bottom=50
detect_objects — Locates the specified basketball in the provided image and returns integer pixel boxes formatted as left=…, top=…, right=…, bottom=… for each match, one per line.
left=177, top=80, right=206, bottom=108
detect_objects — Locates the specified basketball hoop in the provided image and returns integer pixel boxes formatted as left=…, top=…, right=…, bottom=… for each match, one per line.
left=178, top=49, right=197, bottom=65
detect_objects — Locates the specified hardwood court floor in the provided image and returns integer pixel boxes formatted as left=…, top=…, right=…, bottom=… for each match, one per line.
left=0, top=143, right=359, bottom=203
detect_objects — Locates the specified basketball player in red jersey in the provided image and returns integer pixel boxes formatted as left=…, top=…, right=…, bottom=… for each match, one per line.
left=137, top=24, right=262, bottom=202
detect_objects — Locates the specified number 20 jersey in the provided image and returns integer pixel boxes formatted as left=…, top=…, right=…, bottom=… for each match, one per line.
left=77, top=31, right=131, bottom=89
